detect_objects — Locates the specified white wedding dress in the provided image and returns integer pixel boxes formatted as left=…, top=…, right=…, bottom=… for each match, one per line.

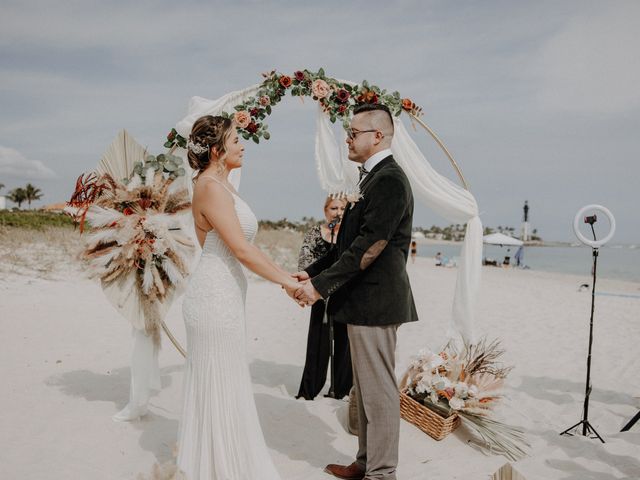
left=176, top=180, right=282, bottom=480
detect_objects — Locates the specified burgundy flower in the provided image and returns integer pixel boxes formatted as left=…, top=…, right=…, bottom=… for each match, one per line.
left=123, top=207, right=134, bottom=216
left=167, top=130, right=176, bottom=141
left=246, top=122, right=259, bottom=134
left=294, top=71, right=305, bottom=81
left=336, top=89, right=350, bottom=103
left=250, top=107, right=260, bottom=117
left=338, top=104, right=347, bottom=114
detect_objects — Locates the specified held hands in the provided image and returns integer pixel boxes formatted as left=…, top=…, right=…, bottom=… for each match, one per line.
left=294, top=280, right=322, bottom=306
left=283, top=272, right=322, bottom=307
left=283, top=281, right=305, bottom=307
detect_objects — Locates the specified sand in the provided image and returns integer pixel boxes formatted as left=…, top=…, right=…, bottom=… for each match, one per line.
left=1, top=241, right=639, bottom=479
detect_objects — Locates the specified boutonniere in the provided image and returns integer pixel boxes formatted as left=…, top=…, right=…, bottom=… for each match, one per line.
left=346, top=189, right=363, bottom=209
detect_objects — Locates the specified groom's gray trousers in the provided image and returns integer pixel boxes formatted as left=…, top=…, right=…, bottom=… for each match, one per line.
left=348, top=323, right=400, bottom=480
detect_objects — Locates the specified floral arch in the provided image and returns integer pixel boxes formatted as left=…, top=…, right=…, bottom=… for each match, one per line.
left=168, top=68, right=481, bottom=344
left=69, top=68, right=484, bottom=425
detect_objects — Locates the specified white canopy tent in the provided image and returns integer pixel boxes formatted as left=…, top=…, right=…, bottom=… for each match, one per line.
left=483, top=233, right=523, bottom=247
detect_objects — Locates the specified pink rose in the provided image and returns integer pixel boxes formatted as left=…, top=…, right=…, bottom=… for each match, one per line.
left=311, top=79, right=331, bottom=99
left=233, top=110, right=251, bottom=128
left=259, top=95, right=271, bottom=106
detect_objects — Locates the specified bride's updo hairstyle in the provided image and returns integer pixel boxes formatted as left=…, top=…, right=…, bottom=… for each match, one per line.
left=187, top=115, right=234, bottom=175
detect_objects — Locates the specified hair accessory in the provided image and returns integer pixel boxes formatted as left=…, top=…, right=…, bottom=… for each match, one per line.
left=187, top=140, right=209, bottom=155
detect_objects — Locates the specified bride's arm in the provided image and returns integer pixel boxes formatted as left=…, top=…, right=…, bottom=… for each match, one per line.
left=199, top=182, right=299, bottom=292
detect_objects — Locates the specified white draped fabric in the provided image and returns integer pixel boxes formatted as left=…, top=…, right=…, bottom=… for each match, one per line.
left=119, top=82, right=481, bottom=421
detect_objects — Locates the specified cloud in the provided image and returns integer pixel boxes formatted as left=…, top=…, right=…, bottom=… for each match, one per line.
left=529, top=2, right=640, bottom=113
left=0, top=146, right=57, bottom=180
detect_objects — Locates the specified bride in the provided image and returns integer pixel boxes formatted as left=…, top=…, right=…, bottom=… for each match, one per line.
left=174, top=115, right=300, bottom=479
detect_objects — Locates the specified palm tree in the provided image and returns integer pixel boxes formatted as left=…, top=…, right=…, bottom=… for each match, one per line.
left=24, top=183, right=43, bottom=208
left=7, top=187, right=27, bottom=208
left=0, top=182, right=5, bottom=192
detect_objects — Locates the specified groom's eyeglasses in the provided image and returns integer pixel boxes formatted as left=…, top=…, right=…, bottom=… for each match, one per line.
left=346, top=128, right=379, bottom=140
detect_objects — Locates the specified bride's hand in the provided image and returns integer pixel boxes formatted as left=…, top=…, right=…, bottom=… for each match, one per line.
left=283, top=281, right=306, bottom=307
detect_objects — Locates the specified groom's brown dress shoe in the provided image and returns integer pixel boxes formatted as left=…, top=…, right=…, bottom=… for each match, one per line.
left=324, top=462, right=365, bottom=480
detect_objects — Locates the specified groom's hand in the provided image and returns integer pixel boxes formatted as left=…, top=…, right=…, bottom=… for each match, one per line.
left=295, top=280, right=322, bottom=306
left=292, top=271, right=310, bottom=282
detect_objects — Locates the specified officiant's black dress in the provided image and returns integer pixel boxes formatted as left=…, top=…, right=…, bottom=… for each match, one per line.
left=296, top=225, right=353, bottom=400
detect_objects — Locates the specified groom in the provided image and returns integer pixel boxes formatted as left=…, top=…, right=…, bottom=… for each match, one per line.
left=295, top=103, right=418, bottom=480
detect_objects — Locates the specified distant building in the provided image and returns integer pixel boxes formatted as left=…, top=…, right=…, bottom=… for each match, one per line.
left=0, top=195, right=6, bottom=210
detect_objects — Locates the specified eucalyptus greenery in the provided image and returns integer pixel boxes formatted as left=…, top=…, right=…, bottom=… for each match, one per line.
left=126, top=153, right=186, bottom=184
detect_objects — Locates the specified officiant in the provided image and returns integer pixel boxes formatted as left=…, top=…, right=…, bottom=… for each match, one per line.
left=296, top=196, right=353, bottom=400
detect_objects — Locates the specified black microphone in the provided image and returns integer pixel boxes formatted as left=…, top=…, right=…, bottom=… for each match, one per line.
left=328, top=215, right=342, bottom=229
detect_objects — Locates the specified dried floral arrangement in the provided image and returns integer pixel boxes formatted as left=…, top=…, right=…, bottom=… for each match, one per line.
left=401, top=338, right=528, bottom=461
left=68, top=134, right=195, bottom=345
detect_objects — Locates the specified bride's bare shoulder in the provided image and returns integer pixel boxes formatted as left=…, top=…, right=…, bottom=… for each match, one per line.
left=193, top=177, right=231, bottom=199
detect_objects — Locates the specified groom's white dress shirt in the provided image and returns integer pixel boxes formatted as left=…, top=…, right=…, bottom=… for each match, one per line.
left=360, top=148, right=392, bottom=182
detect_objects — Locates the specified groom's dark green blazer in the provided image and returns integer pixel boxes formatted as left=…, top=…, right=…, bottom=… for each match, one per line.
left=305, top=155, right=418, bottom=326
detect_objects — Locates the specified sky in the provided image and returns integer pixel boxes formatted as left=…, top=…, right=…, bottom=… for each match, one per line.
left=1, top=0, right=638, bottom=243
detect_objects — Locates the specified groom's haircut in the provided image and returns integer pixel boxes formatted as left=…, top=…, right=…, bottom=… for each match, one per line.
left=353, top=103, right=394, bottom=140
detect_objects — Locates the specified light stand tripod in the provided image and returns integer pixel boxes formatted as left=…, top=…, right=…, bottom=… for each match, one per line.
left=560, top=236, right=604, bottom=441
left=621, top=411, right=640, bottom=432
left=560, top=211, right=615, bottom=443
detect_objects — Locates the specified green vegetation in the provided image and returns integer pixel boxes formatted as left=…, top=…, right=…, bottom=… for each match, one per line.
left=414, top=224, right=542, bottom=242
left=258, top=216, right=321, bottom=233
left=5, top=182, right=44, bottom=209
left=6, top=187, right=27, bottom=208
left=0, top=210, right=74, bottom=229
left=4, top=182, right=44, bottom=209
left=24, top=183, right=43, bottom=207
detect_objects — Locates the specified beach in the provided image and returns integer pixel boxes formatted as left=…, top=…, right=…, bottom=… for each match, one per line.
left=1, top=230, right=640, bottom=479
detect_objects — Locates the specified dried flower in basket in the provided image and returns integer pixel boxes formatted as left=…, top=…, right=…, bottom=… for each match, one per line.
left=401, top=338, right=529, bottom=461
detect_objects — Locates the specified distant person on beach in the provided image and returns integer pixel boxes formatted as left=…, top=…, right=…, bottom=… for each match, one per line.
left=410, top=240, right=417, bottom=263
left=503, top=248, right=511, bottom=267
left=435, top=251, right=443, bottom=266
left=296, top=196, right=352, bottom=400
left=514, top=245, right=524, bottom=267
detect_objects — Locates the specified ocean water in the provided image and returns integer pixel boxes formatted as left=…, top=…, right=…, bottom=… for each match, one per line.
left=416, top=243, right=640, bottom=283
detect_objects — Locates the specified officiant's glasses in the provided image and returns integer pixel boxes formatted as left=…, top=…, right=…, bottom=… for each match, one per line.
left=346, top=128, right=379, bottom=140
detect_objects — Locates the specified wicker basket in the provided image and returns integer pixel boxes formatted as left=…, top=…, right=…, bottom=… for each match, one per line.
left=399, top=389, right=461, bottom=440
